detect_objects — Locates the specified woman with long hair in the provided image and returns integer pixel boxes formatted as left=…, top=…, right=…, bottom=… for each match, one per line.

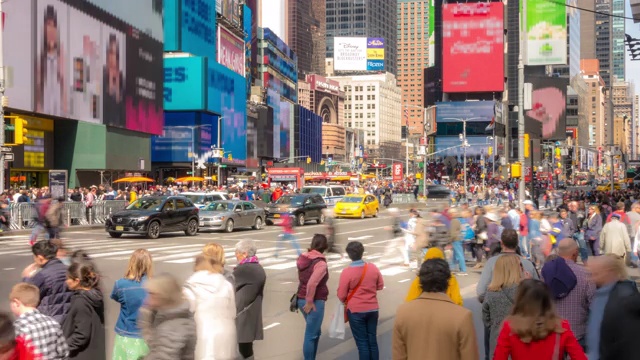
left=183, top=255, right=238, bottom=359
left=62, top=261, right=105, bottom=359
left=482, top=254, right=523, bottom=359
left=36, top=4, right=67, bottom=116
left=110, top=249, right=153, bottom=359
left=493, top=279, right=586, bottom=360
left=203, top=242, right=235, bottom=286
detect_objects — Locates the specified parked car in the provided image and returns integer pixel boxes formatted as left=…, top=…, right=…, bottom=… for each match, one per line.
left=199, top=200, right=266, bottom=233
left=265, top=194, right=326, bottom=226
left=334, top=194, right=379, bottom=219
left=181, top=191, right=231, bottom=209
left=105, top=196, right=199, bottom=239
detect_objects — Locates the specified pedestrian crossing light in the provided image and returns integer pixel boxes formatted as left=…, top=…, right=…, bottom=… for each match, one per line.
left=306, top=157, right=311, bottom=164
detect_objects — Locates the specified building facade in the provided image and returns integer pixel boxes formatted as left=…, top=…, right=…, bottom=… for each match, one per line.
left=286, top=0, right=326, bottom=76
left=579, top=0, right=596, bottom=59
left=580, top=59, right=606, bottom=149
left=326, top=0, right=398, bottom=75
left=397, top=0, right=430, bottom=136
left=329, top=73, right=402, bottom=160
left=612, top=82, right=633, bottom=155
left=596, top=0, right=612, bottom=87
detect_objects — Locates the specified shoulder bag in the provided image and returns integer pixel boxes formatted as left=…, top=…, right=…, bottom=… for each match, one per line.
left=344, top=263, right=368, bottom=323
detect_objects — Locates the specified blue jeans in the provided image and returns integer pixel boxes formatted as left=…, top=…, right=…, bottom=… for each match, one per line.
left=573, top=232, right=589, bottom=263
left=347, top=310, right=379, bottom=360
left=297, top=299, right=325, bottom=360
left=276, top=233, right=302, bottom=257
left=451, top=241, right=467, bottom=272
left=519, top=235, right=529, bottom=258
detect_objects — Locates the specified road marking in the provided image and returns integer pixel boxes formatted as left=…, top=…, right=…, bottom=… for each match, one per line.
left=263, top=261, right=298, bottom=270
left=3, top=267, right=14, bottom=271
left=460, top=283, right=478, bottom=297
left=263, top=322, right=280, bottom=330
left=380, top=266, right=408, bottom=276
left=398, top=278, right=412, bottom=283
left=90, top=244, right=206, bottom=258
left=347, top=235, right=373, bottom=240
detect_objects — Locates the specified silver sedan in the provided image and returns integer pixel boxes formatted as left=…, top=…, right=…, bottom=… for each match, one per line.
left=198, top=200, right=266, bottom=233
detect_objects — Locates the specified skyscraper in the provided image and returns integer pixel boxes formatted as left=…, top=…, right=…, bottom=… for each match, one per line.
left=326, top=0, right=398, bottom=75
left=287, top=0, right=326, bottom=76
left=596, top=0, right=612, bottom=86
left=579, top=0, right=596, bottom=59
left=397, top=0, right=430, bottom=136
left=611, top=0, right=626, bottom=81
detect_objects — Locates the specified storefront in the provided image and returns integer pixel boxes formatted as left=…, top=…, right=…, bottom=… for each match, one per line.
left=266, top=167, right=304, bottom=189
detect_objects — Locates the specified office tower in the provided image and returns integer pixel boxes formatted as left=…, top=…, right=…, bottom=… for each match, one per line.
left=287, top=0, right=326, bottom=76
left=579, top=0, right=596, bottom=59
left=326, top=0, right=398, bottom=75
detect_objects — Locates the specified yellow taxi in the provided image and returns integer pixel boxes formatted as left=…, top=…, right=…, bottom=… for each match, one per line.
left=334, top=194, right=379, bottom=219
left=596, top=182, right=622, bottom=191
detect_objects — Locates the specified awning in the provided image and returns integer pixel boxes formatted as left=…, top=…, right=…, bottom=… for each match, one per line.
left=113, top=176, right=154, bottom=183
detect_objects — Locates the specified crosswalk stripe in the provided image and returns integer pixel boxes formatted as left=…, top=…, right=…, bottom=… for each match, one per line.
left=91, top=244, right=205, bottom=258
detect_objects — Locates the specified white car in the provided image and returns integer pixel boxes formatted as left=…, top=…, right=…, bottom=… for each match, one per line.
left=180, top=192, right=231, bottom=209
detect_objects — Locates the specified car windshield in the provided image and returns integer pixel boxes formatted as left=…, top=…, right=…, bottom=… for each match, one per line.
left=204, top=202, right=231, bottom=211
left=184, top=194, right=206, bottom=204
left=301, top=187, right=326, bottom=196
left=341, top=197, right=363, bottom=203
left=126, top=198, right=165, bottom=211
left=275, top=196, right=305, bottom=206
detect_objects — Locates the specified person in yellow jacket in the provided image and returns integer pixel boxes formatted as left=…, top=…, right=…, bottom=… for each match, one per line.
left=405, top=247, right=463, bottom=305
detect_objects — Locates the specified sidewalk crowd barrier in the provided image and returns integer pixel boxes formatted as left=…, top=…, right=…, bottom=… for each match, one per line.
left=9, top=200, right=128, bottom=229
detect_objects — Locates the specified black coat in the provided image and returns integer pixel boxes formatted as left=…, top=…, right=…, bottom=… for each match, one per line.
left=600, top=280, right=640, bottom=360
left=26, top=258, right=73, bottom=323
left=62, top=289, right=106, bottom=360
left=233, top=262, right=267, bottom=343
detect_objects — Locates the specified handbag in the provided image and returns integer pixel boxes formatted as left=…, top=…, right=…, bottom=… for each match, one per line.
left=344, top=263, right=368, bottom=323
left=289, top=293, right=299, bottom=313
left=328, top=302, right=346, bottom=339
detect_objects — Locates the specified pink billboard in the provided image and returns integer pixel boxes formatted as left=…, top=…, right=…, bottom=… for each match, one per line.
left=217, top=25, right=245, bottom=76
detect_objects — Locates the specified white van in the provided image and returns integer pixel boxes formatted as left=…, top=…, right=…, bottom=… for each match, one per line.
left=300, top=185, right=346, bottom=207
left=181, top=192, right=231, bottom=209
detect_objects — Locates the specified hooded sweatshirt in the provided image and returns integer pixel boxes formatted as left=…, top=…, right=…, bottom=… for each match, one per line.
left=183, top=270, right=238, bottom=360
left=405, top=248, right=463, bottom=305
left=61, top=288, right=105, bottom=360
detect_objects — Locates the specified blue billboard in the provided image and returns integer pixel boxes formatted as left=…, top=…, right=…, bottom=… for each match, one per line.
left=435, top=101, right=495, bottom=123
left=151, top=112, right=219, bottom=163
left=207, top=62, right=247, bottom=165
left=434, top=136, right=491, bottom=157
left=164, top=57, right=206, bottom=111
left=164, top=0, right=217, bottom=59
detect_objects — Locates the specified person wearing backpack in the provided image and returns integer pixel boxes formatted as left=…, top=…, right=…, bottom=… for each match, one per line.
left=541, top=239, right=595, bottom=351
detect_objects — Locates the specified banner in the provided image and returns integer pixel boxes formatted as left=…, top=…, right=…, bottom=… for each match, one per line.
left=217, top=25, right=245, bottom=76
left=428, top=0, right=435, bottom=67
left=333, top=37, right=385, bottom=71
left=524, top=0, right=567, bottom=65
left=524, top=77, right=568, bottom=140
left=392, top=163, right=403, bottom=181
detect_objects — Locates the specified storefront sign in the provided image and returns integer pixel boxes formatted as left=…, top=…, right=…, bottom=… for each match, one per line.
left=392, top=163, right=403, bottom=181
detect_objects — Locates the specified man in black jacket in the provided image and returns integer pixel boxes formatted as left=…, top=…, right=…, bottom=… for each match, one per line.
left=586, top=254, right=640, bottom=360
left=21, top=241, right=73, bottom=323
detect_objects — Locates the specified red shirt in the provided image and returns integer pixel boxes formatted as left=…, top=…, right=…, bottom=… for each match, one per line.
left=494, top=319, right=586, bottom=360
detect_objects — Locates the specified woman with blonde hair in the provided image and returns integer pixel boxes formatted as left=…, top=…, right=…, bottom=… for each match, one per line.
left=482, top=254, right=523, bottom=359
left=139, top=273, right=196, bottom=359
left=183, top=255, right=238, bottom=359
left=202, top=242, right=235, bottom=286
left=405, top=247, right=463, bottom=305
left=493, top=279, right=586, bottom=360
left=111, top=249, right=153, bottom=359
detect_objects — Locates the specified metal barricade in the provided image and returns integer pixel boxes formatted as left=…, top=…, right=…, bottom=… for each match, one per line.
left=7, top=200, right=129, bottom=229
left=63, top=202, right=89, bottom=226
left=391, top=193, right=415, bottom=204
left=10, top=203, right=38, bottom=229
left=93, top=200, right=128, bottom=224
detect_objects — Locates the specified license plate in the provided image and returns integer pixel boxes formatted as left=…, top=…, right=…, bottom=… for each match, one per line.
left=115, top=226, right=124, bottom=231
left=273, top=214, right=281, bottom=218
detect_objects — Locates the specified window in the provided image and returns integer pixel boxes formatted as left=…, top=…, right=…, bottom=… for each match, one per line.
left=175, top=200, right=187, bottom=209
left=367, top=94, right=376, bottom=100
left=243, top=202, right=256, bottom=210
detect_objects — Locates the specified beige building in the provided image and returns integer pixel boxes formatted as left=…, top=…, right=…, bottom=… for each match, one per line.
left=580, top=59, right=606, bottom=148
left=297, top=79, right=311, bottom=109
left=322, top=123, right=346, bottom=161
left=612, top=82, right=633, bottom=155
left=397, top=0, right=430, bottom=136
left=635, top=94, right=639, bottom=159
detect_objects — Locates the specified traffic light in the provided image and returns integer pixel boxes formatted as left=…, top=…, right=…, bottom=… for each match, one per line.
left=511, top=163, right=522, bottom=178
left=306, top=157, right=311, bottom=164
left=524, top=134, right=530, bottom=158
left=14, top=117, right=27, bottom=144
left=227, top=153, right=232, bottom=161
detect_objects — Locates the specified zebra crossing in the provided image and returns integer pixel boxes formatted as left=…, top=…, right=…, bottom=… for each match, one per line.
left=0, top=235, right=414, bottom=278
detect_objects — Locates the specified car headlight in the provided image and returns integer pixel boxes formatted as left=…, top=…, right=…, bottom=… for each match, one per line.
left=289, top=208, right=297, bottom=213
left=135, top=216, right=148, bottom=221
left=213, top=216, right=225, bottom=221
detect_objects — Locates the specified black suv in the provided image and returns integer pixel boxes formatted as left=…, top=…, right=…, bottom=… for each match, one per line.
left=105, top=196, right=199, bottom=239
left=265, top=194, right=327, bottom=226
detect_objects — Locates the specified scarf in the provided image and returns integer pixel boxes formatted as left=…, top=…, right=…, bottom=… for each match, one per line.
left=239, top=255, right=259, bottom=265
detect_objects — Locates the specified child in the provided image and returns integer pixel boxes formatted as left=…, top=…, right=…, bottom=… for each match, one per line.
left=0, top=312, right=38, bottom=360
left=9, top=283, right=69, bottom=359
left=61, top=261, right=105, bottom=359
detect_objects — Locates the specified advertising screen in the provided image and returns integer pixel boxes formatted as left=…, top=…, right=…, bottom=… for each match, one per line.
left=333, top=37, right=385, bottom=71
left=86, top=0, right=163, bottom=41
left=442, top=2, right=504, bottom=93
left=434, top=136, right=491, bottom=157
left=525, top=77, right=568, bottom=140
left=428, top=0, right=435, bottom=67
left=4, top=0, right=163, bottom=135
left=280, top=100, right=292, bottom=159
left=524, top=0, right=567, bottom=65
left=436, top=101, right=495, bottom=123
left=218, top=25, right=245, bottom=76
left=164, top=57, right=206, bottom=111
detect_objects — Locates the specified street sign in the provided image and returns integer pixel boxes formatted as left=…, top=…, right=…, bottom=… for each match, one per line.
left=0, top=146, right=10, bottom=152
left=4, top=153, right=14, bottom=161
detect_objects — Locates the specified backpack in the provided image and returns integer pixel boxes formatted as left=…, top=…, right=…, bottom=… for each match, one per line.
left=461, top=220, right=475, bottom=241
left=541, top=257, right=577, bottom=299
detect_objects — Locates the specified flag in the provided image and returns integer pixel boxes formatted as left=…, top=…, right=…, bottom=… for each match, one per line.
left=485, top=117, right=495, bottom=132
left=404, top=108, right=409, bottom=127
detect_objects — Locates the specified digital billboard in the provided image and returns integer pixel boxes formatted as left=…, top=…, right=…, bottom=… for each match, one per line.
left=86, top=0, right=163, bottom=41
left=333, top=37, right=385, bottom=71
left=434, top=136, right=492, bottom=157
left=442, top=2, right=504, bottom=93
left=218, top=0, right=242, bottom=28
left=525, top=77, right=568, bottom=140
left=164, top=0, right=217, bottom=58
left=4, top=0, right=163, bottom=135
left=151, top=112, right=219, bottom=163
left=523, top=0, right=567, bottom=65
left=435, top=101, right=495, bottom=123
left=218, top=25, right=245, bottom=76
left=428, top=0, right=435, bottom=67
left=164, top=57, right=206, bottom=111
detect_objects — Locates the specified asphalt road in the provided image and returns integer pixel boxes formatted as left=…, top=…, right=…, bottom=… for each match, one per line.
left=0, top=211, right=487, bottom=360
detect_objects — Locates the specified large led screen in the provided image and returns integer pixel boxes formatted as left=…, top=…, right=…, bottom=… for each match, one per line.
left=524, top=0, right=567, bottom=66
left=436, top=101, right=496, bottom=123
left=4, top=0, right=163, bottom=135
left=525, top=77, right=567, bottom=141
left=333, top=37, right=385, bottom=71
left=442, top=2, right=504, bottom=93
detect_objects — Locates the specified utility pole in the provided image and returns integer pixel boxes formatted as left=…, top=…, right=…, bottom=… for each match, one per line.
left=0, top=0, right=6, bottom=193
left=517, top=13, right=526, bottom=208
left=463, top=120, right=467, bottom=193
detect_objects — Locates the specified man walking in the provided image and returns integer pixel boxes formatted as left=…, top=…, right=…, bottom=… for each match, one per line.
left=599, top=213, right=631, bottom=264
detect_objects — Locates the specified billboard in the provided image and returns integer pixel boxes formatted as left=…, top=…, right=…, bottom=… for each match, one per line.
left=333, top=37, right=385, bottom=71
left=428, top=0, right=435, bottom=67
left=442, top=2, right=504, bottom=93
left=163, top=57, right=206, bottom=111
left=308, top=75, right=341, bottom=95
left=524, top=0, right=567, bottom=65
left=4, top=0, right=163, bottom=135
left=392, top=163, right=403, bottom=181
left=218, top=0, right=242, bottom=28
left=218, top=26, right=245, bottom=76
left=86, top=0, right=163, bottom=41
left=424, top=106, right=437, bottom=136
left=164, top=0, right=216, bottom=58
left=525, top=77, right=568, bottom=140
left=435, top=101, right=495, bottom=123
